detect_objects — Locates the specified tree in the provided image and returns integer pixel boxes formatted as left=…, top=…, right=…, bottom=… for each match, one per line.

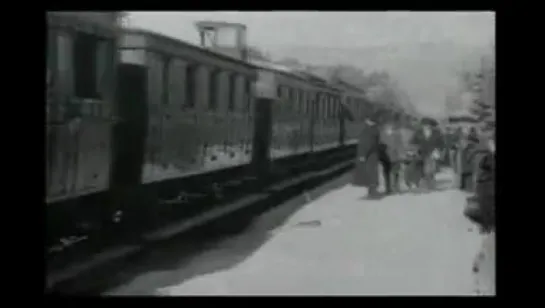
left=328, top=65, right=416, bottom=119
left=247, top=46, right=271, bottom=61
left=460, top=52, right=495, bottom=129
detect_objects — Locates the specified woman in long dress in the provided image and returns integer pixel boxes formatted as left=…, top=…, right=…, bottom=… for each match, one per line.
left=353, top=117, right=381, bottom=198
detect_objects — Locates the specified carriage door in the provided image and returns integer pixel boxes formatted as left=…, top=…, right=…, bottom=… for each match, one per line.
left=110, top=63, right=149, bottom=193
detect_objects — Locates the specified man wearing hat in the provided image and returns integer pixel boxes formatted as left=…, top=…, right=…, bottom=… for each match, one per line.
left=465, top=127, right=495, bottom=233
left=410, top=117, right=444, bottom=190
left=353, top=110, right=382, bottom=199
left=460, top=127, right=482, bottom=192
left=379, top=113, right=405, bottom=194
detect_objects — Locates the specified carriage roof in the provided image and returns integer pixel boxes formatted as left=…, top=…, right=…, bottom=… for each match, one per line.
left=47, top=12, right=120, bottom=38
left=121, top=28, right=259, bottom=76
left=250, top=59, right=341, bottom=94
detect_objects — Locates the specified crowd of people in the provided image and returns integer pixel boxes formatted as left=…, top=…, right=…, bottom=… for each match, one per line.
left=352, top=113, right=496, bottom=232
left=353, top=114, right=445, bottom=198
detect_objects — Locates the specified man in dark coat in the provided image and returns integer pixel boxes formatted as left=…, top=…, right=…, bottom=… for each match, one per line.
left=447, top=127, right=463, bottom=173
left=475, top=135, right=495, bottom=231
left=410, top=119, right=444, bottom=190
left=379, top=121, right=405, bottom=194
left=465, top=133, right=495, bottom=233
left=353, top=116, right=381, bottom=198
left=460, top=128, right=482, bottom=192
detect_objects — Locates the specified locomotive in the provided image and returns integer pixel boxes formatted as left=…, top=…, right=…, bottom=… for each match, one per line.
left=46, top=12, right=407, bottom=242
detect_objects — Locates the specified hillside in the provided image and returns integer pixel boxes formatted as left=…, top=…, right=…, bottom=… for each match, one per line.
left=266, top=41, right=491, bottom=117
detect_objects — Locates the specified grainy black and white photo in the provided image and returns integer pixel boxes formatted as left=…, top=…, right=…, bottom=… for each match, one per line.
left=45, top=11, right=495, bottom=296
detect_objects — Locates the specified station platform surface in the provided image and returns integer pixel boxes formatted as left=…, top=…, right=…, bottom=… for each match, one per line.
left=107, top=169, right=495, bottom=296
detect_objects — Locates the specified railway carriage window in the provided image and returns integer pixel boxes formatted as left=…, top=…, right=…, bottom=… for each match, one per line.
left=208, top=69, right=220, bottom=111
left=320, top=95, right=324, bottom=118
left=298, top=89, right=304, bottom=114
left=314, top=93, right=322, bottom=119
left=57, top=34, right=73, bottom=93
left=169, top=59, right=185, bottom=106
left=184, top=64, right=196, bottom=108
left=148, top=54, right=164, bottom=106
left=95, top=39, right=113, bottom=100
left=288, top=87, right=295, bottom=103
left=326, top=96, right=331, bottom=119
left=227, top=73, right=236, bottom=112
left=162, top=56, right=171, bottom=105
left=332, top=98, right=337, bottom=118
left=330, top=97, right=335, bottom=118
left=325, top=96, right=329, bottom=119
left=312, top=94, right=317, bottom=115
left=324, top=95, right=329, bottom=119
left=328, top=97, right=333, bottom=118
left=73, top=32, right=100, bottom=99
left=245, top=79, right=252, bottom=113
left=325, top=95, right=329, bottom=118
left=47, top=30, right=56, bottom=98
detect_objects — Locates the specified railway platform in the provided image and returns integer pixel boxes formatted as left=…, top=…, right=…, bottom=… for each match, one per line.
left=107, top=169, right=495, bottom=296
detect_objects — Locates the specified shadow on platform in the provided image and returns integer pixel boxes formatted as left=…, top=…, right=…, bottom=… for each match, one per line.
left=104, top=174, right=352, bottom=295
left=357, top=177, right=455, bottom=201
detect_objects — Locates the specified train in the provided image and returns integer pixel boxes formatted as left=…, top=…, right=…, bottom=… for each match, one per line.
left=46, top=12, right=412, bottom=240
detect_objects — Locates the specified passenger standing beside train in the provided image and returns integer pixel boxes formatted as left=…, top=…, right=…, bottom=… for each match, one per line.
left=410, top=119, right=443, bottom=190
left=447, top=127, right=462, bottom=172
left=353, top=115, right=382, bottom=199
left=379, top=120, right=405, bottom=194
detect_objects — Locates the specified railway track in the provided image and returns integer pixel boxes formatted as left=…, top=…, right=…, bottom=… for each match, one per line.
left=46, top=145, right=356, bottom=294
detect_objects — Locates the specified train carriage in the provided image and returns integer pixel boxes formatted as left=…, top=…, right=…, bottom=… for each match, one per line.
left=118, top=29, right=258, bottom=184
left=334, top=81, right=371, bottom=146
left=46, top=12, right=119, bottom=203
left=271, top=67, right=317, bottom=158
left=310, top=81, right=343, bottom=152
left=46, top=17, right=413, bottom=276
left=251, top=60, right=340, bottom=160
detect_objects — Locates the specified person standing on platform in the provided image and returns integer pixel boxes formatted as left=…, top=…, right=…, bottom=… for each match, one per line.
left=410, top=118, right=444, bottom=190
left=379, top=119, right=405, bottom=194
left=448, top=127, right=462, bottom=172
left=353, top=114, right=382, bottom=199
left=475, top=130, right=495, bottom=232
left=460, top=127, right=481, bottom=192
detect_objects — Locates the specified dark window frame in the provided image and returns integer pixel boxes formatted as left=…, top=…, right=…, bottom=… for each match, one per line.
left=227, top=73, right=237, bottom=112
left=208, top=68, right=220, bottom=111
left=184, top=64, right=196, bottom=109
left=73, top=32, right=101, bottom=99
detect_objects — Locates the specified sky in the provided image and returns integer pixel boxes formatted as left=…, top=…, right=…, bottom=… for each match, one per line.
left=127, top=11, right=495, bottom=49
left=127, top=11, right=495, bottom=116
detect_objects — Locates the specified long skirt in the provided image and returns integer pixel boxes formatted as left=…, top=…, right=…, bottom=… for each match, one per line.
left=352, top=153, right=380, bottom=188
left=423, top=155, right=437, bottom=177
